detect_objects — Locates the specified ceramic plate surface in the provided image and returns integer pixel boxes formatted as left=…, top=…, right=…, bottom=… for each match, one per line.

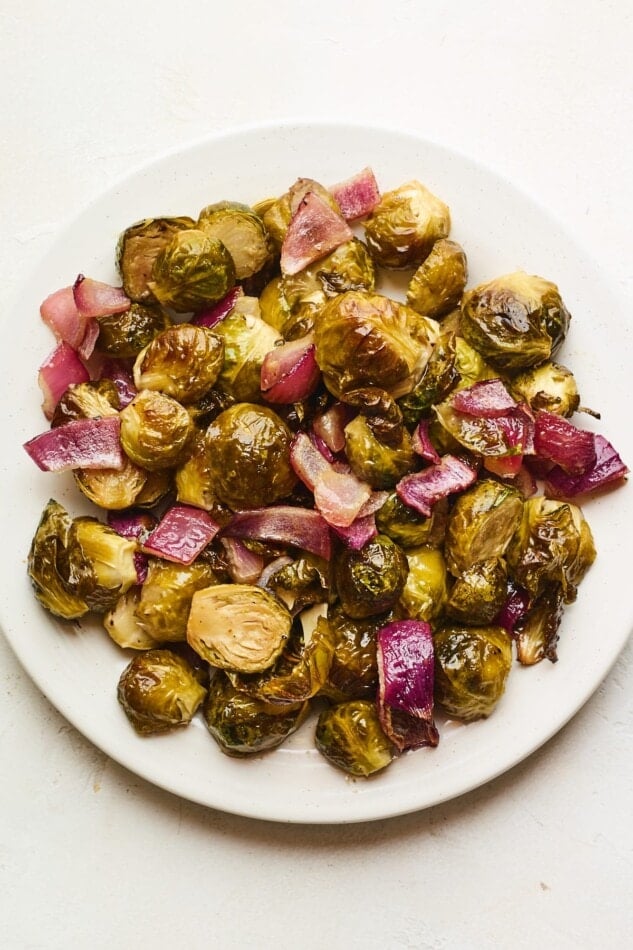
left=1, top=122, right=631, bottom=823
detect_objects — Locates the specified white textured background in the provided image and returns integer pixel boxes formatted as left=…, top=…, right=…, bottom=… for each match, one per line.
left=1, top=2, right=631, bottom=948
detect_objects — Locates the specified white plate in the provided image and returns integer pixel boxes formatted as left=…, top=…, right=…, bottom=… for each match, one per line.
left=1, top=122, right=631, bottom=824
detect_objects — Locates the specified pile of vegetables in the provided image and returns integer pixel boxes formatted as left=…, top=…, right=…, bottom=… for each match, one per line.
left=24, top=167, right=628, bottom=778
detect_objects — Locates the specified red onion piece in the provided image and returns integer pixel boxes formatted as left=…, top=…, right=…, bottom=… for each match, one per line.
left=451, top=378, right=517, bottom=417
left=313, top=467, right=372, bottom=528
left=309, top=431, right=337, bottom=463
left=73, top=275, right=130, bottom=318
left=494, top=581, right=531, bottom=637
left=107, top=510, right=157, bottom=584
left=193, top=286, right=244, bottom=328
left=329, top=512, right=378, bottom=549
left=397, top=455, right=477, bottom=517
left=224, top=505, right=332, bottom=560
left=40, top=286, right=90, bottom=350
left=280, top=192, right=353, bottom=276
left=99, top=359, right=137, bottom=407
left=357, top=490, right=389, bottom=518
left=377, top=620, right=439, bottom=752
left=329, top=167, right=381, bottom=221
left=23, top=416, right=124, bottom=472
left=38, top=342, right=90, bottom=419
left=220, top=537, right=265, bottom=584
left=77, top=318, right=100, bottom=361
left=313, top=402, right=354, bottom=454
left=411, top=419, right=441, bottom=464
left=142, top=505, right=220, bottom=565
left=534, top=410, right=597, bottom=475
left=261, top=335, right=321, bottom=403
left=290, top=432, right=332, bottom=491
left=544, top=434, right=629, bottom=498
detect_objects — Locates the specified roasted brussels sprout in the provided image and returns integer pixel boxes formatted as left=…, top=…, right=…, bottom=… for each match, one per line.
left=187, top=584, right=292, bottom=673
left=135, top=558, right=221, bottom=643
left=406, top=239, right=468, bottom=318
left=120, top=389, right=193, bottom=470
left=313, top=291, right=438, bottom=400
left=204, top=671, right=308, bottom=756
left=400, top=545, right=448, bottom=622
left=117, top=649, right=206, bottom=735
left=27, top=500, right=89, bottom=619
left=132, top=468, right=174, bottom=508
left=205, top=403, right=296, bottom=510
left=344, top=415, right=417, bottom=489
left=510, top=361, right=580, bottom=417
left=104, top=588, right=158, bottom=650
left=434, top=624, right=513, bottom=721
left=506, top=496, right=596, bottom=602
left=335, top=535, right=409, bottom=619
left=148, top=228, right=236, bottom=313
left=133, top=324, right=224, bottom=403
left=315, top=699, right=396, bottom=777
left=197, top=201, right=273, bottom=282
left=376, top=493, right=448, bottom=550
left=445, top=479, right=524, bottom=576
left=319, top=608, right=382, bottom=703
left=446, top=558, right=508, bottom=625
left=212, top=299, right=282, bottom=402
left=51, top=379, right=120, bottom=427
left=364, top=180, right=451, bottom=269
left=64, top=517, right=138, bottom=613
left=398, top=328, right=459, bottom=426
left=74, top=456, right=149, bottom=511
left=460, top=272, right=571, bottom=373
left=116, top=216, right=195, bottom=302
left=96, top=302, right=172, bottom=358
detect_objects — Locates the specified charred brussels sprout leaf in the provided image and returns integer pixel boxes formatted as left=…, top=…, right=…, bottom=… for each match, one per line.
left=376, top=493, right=448, bottom=550
left=510, top=361, right=580, bottom=417
left=197, top=201, right=274, bottom=282
left=335, top=535, right=409, bottom=619
left=406, top=239, right=468, bottom=318
left=515, top=583, right=565, bottom=665
left=204, top=671, right=308, bottom=756
left=187, top=584, right=292, bottom=673
left=149, top=228, right=236, bottom=313
left=460, top=272, right=571, bottom=373
left=120, top=389, right=193, bottom=470
left=63, top=517, right=138, bottom=613
left=446, top=558, right=508, bottom=625
left=319, top=608, right=381, bottom=703
left=51, top=380, right=120, bottom=427
left=133, top=324, right=224, bottom=404
left=116, top=216, right=195, bottom=302
left=206, top=403, right=296, bottom=510
left=117, top=649, right=206, bottom=735
left=212, top=301, right=282, bottom=401
left=445, top=479, right=524, bottom=576
left=344, top=414, right=417, bottom=489
left=96, top=302, right=172, bottom=358
left=400, top=545, right=449, bottom=622
left=313, top=290, right=437, bottom=400
left=27, top=500, right=90, bottom=619
left=364, top=180, right=451, bottom=269
left=315, top=699, right=396, bottom=777
left=434, top=625, right=512, bottom=721
left=135, top=558, right=221, bottom=643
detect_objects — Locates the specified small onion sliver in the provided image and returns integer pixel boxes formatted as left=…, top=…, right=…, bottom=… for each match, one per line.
left=411, top=419, right=441, bottom=464
left=544, top=434, right=629, bottom=498
left=220, top=537, right=265, bottom=584
left=280, top=192, right=353, bottom=276
left=534, top=410, right=597, bottom=476
left=193, top=285, right=244, bottom=328
left=261, top=335, right=321, bottom=404
left=73, top=275, right=130, bottom=318
left=451, top=378, right=518, bottom=417
left=40, top=286, right=89, bottom=351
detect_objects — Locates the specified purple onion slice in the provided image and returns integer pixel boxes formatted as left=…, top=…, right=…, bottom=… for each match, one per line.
left=329, top=166, right=381, bottom=221
left=377, top=620, right=439, bottom=752
left=142, top=505, right=220, bottom=565
left=24, top=416, right=124, bottom=472
left=397, top=455, right=477, bottom=517
left=224, top=505, right=332, bottom=560
left=544, top=434, right=629, bottom=498
left=280, top=192, right=353, bottom=276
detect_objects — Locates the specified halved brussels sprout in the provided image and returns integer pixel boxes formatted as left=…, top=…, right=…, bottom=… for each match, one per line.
left=335, top=535, right=409, bottom=619
left=104, top=588, right=158, bottom=650
left=376, top=493, right=449, bottom=550
left=50, top=379, right=120, bottom=427
left=313, top=291, right=438, bottom=400
left=433, top=624, right=513, bottom=721
left=506, top=496, right=596, bottom=602
left=446, top=557, right=508, bottom=625
left=74, top=456, right=149, bottom=510
left=400, top=545, right=448, bottom=622
left=120, top=389, right=193, bottom=471
left=315, top=699, right=396, bottom=777
left=117, top=649, right=206, bottom=735
left=116, top=216, right=195, bottom=302
left=406, top=239, right=468, bottom=318
left=460, top=272, right=571, bottom=373
left=445, top=480, right=524, bottom=576
left=203, top=671, right=308, bottom=756
left=197, top=201, right=273, bottom=282
left=135, top=558, right=221, bottom=643
left=133, top=324, right=224, bottom=404
left=187, top=584, right=292, bottom=673
left=205, top=403, right=296, bottom=510
left=344, top=415, right=417, bottom=489
left=27, top=500, right=90, bottom=620
left=212, top=298, right=282, bottom=402
left=510, top=361, right=580, bottom=417
left=96, top=302, right=172, bottom=358
left=64, top=517, right=138, bottom=613
left=149, top=228, right=236, bottom=313
left=364, top=180, right=451, bottom=269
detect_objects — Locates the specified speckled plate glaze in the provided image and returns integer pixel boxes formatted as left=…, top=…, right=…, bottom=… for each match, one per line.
left=1, top=122, right=631, bottom=823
